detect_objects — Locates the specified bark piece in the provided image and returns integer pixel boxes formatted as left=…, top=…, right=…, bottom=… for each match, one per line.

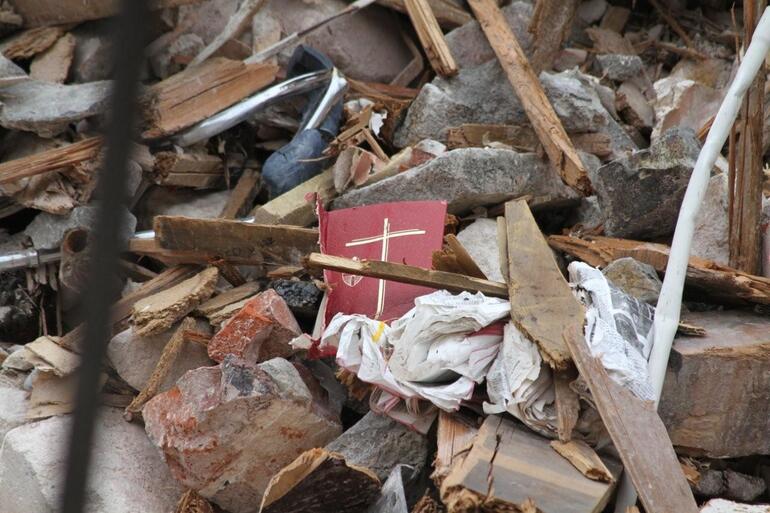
left=207, top=289, right=301, bottom=364
left=0, top=136, right=102, bottom=185
left=154, top=215, right=319, bottom=266
left=306, top=253, right=508, bottom=298
left=563, top=326, right=698, bottom=513
left=550, top=440, right=614, bottom=482
left=260, top=448, right=381, bottom=513
left=29, top=32, right=75, bottom=83
left=468, top=0, right=591, bottom=195
left=404, top=0, right=457, bottom=77
left=0, top=25, right=64, bottom=59
left=142, top=58, right=278, bottom=139
left=131, top=267, right=219, bottom=337
left=528, top=0, right=579, bottom=73
left=440, top=415, right=619, bottom=513
left=504, top=200, right=584, bottom=369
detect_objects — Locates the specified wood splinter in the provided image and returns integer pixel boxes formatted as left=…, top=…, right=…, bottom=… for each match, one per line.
left=404, top=0, right=458, bottom=77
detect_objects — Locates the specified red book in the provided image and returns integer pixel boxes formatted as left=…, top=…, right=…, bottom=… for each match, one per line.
left=319, top=201, right=447, bottom=324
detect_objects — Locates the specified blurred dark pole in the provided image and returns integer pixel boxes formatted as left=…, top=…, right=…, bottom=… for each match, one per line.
left=59, top=2, right=149, bottom=513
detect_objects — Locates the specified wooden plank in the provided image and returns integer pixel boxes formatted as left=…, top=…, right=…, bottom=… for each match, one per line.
left=0, top=25, right=64, bottom=59
left=0, top=136, right=102, bottom=185
left=8, top=0, right=201, bottom=27
left=152, top=150, right=224, bottom=188
left=155, top=215, right=319, bottom=266
left=467, top=0, right=591, bottom=195
left=306, top=253, right=509, bottom=298
left=528, top=0, right=579, bottom=73
left=647, top=0, right=693, bottom=49
left=195, top=281, right=261, bottom=317
left=505, top=200, right=584, bottom=369
left=554, top=368, right=580, bottom=442
left=563, top=326, right=698, bottom=513
left=220, top=167, right=260, bottom=219
left=142, top=58, right=278, bottom=140
left=433, top=410, right=479, bottom=485
left=548, top=234, right=770, bottom=305
left=440, top=415, right=619, bottom=513
left=404, top=0, right=457, bottom=77
left=376, top=0, right=471, bottom=28
left=550, top=440, right=614, bottom=482
left=250, top=168, right=335, bottom=226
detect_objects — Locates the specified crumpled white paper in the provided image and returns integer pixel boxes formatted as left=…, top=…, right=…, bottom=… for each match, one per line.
left=568, top=261, right=656, bottom=401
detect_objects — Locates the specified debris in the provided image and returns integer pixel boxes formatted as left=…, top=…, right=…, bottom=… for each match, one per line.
left=616, top=81, right=654, bottom=130
left=602, top=257, right=662, bottom=304
left=143, top=357, right=342, bottom=512
left=652, top=78, right=723, bottom=141
left=260, top=448, right=381, bottom=513
left=550, top=439, right=614, bottom=482
left=723, top=470, right=767, bottom=502
left=366, top=464, right=419, bottom=513
left=455, top=218, right=504, bottom=282
left=528, top=0, right=579, bottom=74
left=404, top=0, right=457, bottom=77
left=692, top=173, right=730, bottom=264
left=26, top=202, right=135, bottom=250
left=151, top=148, right=224, bottom=189
left=0, top=382, right=27, bottom=439
left=29, top=32, right=76, bottom=83
left=130, top=267, right=219, bottom=337
left=595, top=54, right=644, bottom=82
left=700, top=499, right=770, bottom=513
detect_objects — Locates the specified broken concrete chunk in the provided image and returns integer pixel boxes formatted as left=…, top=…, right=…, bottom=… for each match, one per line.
left=0, top=79, right=111, bottom=137
left=149, top=33, right=205, bottom=80
left=595, top=54, right=643, bottom=82
left=71, top=20, right=114, bottom=83
left=652, top=77, right=723, bottom=142
left=207, top=289, right=301, bottom=364
left=0, top=383, right=27, bottom=440
left=694, top=469, right=726, bottom=498
left=26, top=203, right=137, bottom=250
left=143, top=356, right=342, bottom=513
left=724, top=470, right=766, bottom=502
left=616, top=81, right=653, bottom=130
left=325, top=411, right=428, bottom=482
left=692, top=173, right=729, bottom=265
left=0, top=408, right=183, bottom=513
left=135, top=188, right=231, bottom=230
left=602, top=257, right=662, bottom=304
left=131, top=267, right=219, bottom=337
left=107, top=321, right=212, bottom=392
left=334, top=148, right=579, bottom=214
left=593, top=127, right=700, bottom=239
left=456, top=218, right=505, bottom=283
left=660, top=310, right=770, bottom=458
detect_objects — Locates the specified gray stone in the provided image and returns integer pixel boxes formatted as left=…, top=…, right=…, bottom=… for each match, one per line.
left=456, top=219, right=504, bottom=282
left=325, top=411, right=428, bottom=482
left=135, top=188, right=230, bottom=230
left=269, top=279, right=322, bottom=317
left=394, top=65, right=635, bottom=160
left=593, top=127, right=700, bottom=239
left=26, top=203, right=137, bottom=250
left=107, top=321, right=212, bottom=392
left=694, top=469, right=725, bottom=498
left=149, top=33, right=205, bottom=80
left=333, top=148, right=579, bottom=214
left=444, top=2, right=533, bottom=69
left=0, top=80, right=111, bottom=137
left=71, top=20, right=114, bottom=83
left=595, top=54, right=644, bottom=82
left=602, top=257, right=662, bottom=304
left=570, top=195, right=604, bottom=231
left=724, top=470, right=766, bottom=502
left=0, top=408, right=183, bottom=513
left=692, top=173, right=729, bottom=265
left=0, top=383, right=27, bottom=440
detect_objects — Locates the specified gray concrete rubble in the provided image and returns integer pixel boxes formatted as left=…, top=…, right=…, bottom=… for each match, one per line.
left=602, top=257, right=662, bottom=304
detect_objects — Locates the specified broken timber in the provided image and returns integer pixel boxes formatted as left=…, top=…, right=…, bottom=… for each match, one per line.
left=404, top=0, right=457, bottom=77
left=563, top=326, right=698, bottom=513
left=528, top=0, right=580, bottom=73
left=550, top=440, right=614, bottom=483
left=505, top=200, right=584, bottom=369
left=306, top=253, right=509, bottom=298
left=467, top=0, right=592, bottom=195
left=152, top=150, right=224, bottom=189
left=0, top=136, right=102, bottom=185
left=376, top=0, right=471, bottom=28
left=154, top=215, right=319, bottom=266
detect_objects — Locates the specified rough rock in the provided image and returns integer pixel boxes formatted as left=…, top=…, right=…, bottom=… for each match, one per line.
left=143, top=356, right=342, bottom=513
left=29, top=33, right=76, bottom=83
left=26, top=203, right=137, bottom=250
left=270, top=279, right=323, bottom=317
left=71, top=20, right=114, bottom=82
left=334, top=148, right=579, bottom=214
left=602, top=257, right=662, bottom=304
left=724, top=470, right=766, bottom=502
left=660, top=310, right=770, bottom=458
left=569, top=195, right=604, bottom=231
left=394, top=65, right=635, bottom=159
left=0, top=383, right=27, bottom=439
left=595, top=54, right=643, bottom=82
left=694, top=469, right=726, bottom=498
left=691, top=173, right=729, bottom=265
left=652, top=77, right=723, bottom=141
left=593, top=127, right=700, bottom=239
left=257, top=0, right=412, bottom=83
left=456, top=219, right=505, bottom=282
left=616, top=81, right=653, bottom=129
left=177, top=0, right=239, bottom=45
left=444, top=2, right=533, bottom=69
left=135, top=188, right=230, bottom=230
left=207, top=289, right=301, bottom=364
left=0, top=79, right=111, bottom=137
left=149, top=33, right=205, bottom=80
left=0, top=270, right=39, bottom=343
left=325, top=411, right=428, bottom=482
left=0, top=408, right=183, bottom=513
left=107, top=321, right=212, bottom=392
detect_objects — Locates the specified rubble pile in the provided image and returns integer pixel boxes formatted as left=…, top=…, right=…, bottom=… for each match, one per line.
left=1, top=1, right=770, bottom=512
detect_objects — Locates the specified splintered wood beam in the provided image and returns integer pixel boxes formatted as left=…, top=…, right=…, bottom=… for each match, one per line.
left=505, top=200, right=584, bottom=370
left=142, top=58, right=278, bottom=140
left=467, top=0, right=592, bottom=195
left=0, top=136, right=102, bottom=184
left=528, top=0, right=579, bottom=73
left=154, top=215, right=319, bottom=266
left=563, top=326, right=698, bottom=513
left=220, top=167, right=260, bottom=219
left=729, top=0, right=766, bottom=274
left=548, top=234, right=770, bottom=305
left=306, top=252, right=509, bottom=298
left=404, top=0, right=457, bottom=77
left=152, top=150, right=224, bottom=188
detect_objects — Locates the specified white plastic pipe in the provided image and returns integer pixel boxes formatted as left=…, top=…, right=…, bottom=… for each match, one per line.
left=614, top=8, right=770, bottom=512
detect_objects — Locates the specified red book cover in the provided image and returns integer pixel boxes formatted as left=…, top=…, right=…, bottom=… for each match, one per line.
left=319, top=200, right=447, bottom=324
